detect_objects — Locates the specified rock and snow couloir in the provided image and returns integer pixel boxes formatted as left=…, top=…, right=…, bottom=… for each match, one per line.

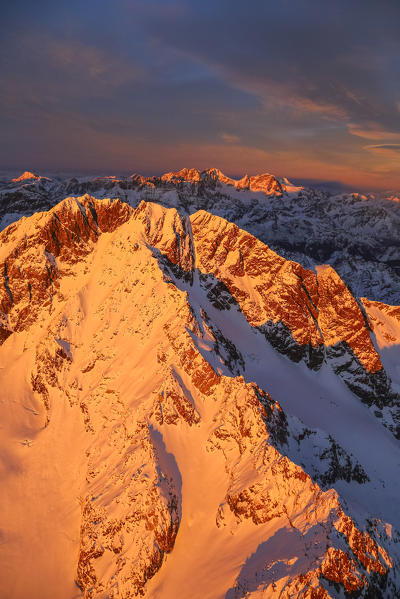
left=0, top=195, right=400, bottom=598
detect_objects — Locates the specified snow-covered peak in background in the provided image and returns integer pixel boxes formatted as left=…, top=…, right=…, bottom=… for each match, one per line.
left=11, top=171, right=40, bottom=182
left=11, top=171, right=50, bottom=183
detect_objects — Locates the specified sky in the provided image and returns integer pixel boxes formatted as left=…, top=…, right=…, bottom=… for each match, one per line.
left=1, top=0, right=400, bottom=189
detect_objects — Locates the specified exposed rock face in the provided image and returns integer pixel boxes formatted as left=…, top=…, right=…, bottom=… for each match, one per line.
left=0, top=197, right=399, bottom=599
left=189, top=210, right=397, bottom=426
left=212, top=381, right=393, bottom=598
left=161, top=167, right=202, bottom=183
left=133, top=200, right=194, bottom=280
left=11, top=171, right=42, bottom=183
left=190, top=209, right=322, bottom=347
left=0, top=196, right=131, bottom=336
left=77, top=416, right=180, bottom=598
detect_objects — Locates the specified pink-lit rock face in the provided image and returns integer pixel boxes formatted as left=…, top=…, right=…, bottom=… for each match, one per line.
left=161, top=167, right=202, bottom=183
left=0, top=196, right=131, bottom=334
left=190, top=210, right=383, bottom=373
left=11, top=171, right=51, bottom=184
left=11, top=171, right=40, bottom=182
left=0, top=197, right=399, bottom=599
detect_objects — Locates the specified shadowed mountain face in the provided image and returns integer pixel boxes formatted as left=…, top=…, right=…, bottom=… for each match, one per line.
left=0, top=195, right=399, bottom=599
left=1, top=167, right=400, bottom=305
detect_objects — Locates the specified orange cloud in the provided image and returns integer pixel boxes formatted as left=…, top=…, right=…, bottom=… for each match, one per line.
left=348, top=122, right=400, bottom=140
left=364, top=144, right=400, bottom=157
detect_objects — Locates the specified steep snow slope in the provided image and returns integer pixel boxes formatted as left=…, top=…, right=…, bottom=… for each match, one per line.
left=1, top=168, right=399, bottom=304
left=362, top=299, right=400, bottom=395
left=0, top=196, right=399, bottom=598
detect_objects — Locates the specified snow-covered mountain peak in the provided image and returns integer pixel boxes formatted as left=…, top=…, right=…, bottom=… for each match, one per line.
left=161, top=167, right=202, bottom=182
left=11, top=171, right=44, bottom=183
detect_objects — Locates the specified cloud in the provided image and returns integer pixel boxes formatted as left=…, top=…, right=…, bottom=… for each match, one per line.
left=134, top=1, right=400, bottom=130
left=364, top=144, right=400, bottom=155
left=348, top=122, right=400, bottom=140
left=220, top=132, right=240, bottom=144
left=47, top=38, right=140, bottom=86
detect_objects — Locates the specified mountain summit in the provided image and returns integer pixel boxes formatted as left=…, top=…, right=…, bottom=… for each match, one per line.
left=11, top=171, right=43, bottom=183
